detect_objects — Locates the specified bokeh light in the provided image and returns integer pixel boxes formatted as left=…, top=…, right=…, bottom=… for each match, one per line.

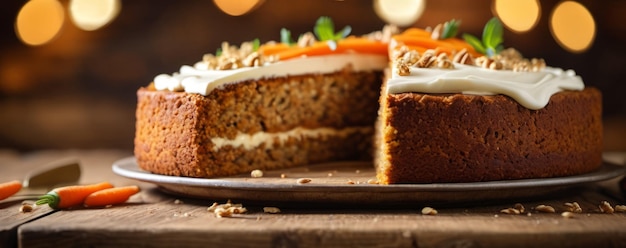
left=492, top=0, right=540, bottom=33
left=374, top=0, right=425, bottom=27
left=15, top=0, right=65, bottom=46
left=69, top=0, right=121, bottom=31
left=549, top=1, right=595, bottom=53
left=213, top=0, right=265, bottom=16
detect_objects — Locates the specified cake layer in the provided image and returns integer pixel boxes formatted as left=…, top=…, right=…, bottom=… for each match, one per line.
left=375, top=87, right=603, bottom=184
left=135, top=69, right=382, bottom=178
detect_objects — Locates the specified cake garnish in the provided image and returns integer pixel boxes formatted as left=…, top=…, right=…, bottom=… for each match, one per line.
left=463, top=17, right=504, bottom=57
left=391, top=17, right=548, bottom=76
left=280, top=28, right=296, bottom=46
left=430, top=19, right=460, bottom=40
left=313, top=16, right=352, bottom=51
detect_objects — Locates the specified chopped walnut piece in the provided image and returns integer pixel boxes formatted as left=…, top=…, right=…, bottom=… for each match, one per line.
left=615, top=205, right=626, bottom=212
left=243, top=52, right=263, bottom=67
left=19, top=203, right=33, bottom=213
left=530, top=58, right=546, bottom=72
left=395, top=60, right=411, bottom=76
left=534, top=205, right=556, bottom=213
left=564, top=202, right=583, bottom=213
left=416, top=50, right=436, bottom=68
left=514, top=203, right=525, bottom=213
left=367, top=179, right=379, bottom=184
left=215, top=208, right=232, bottom=218
left=437, top=60, right=454, bottom=69
left=500, top=208, right=521, bottom=215
left=489, top=60, right=503, bottom=70
left=263, top=207, right=281, bottom=214
left=297, top=32, right=317, bottom=48
left=421, top=207, right=438, bottom=215
left=561, top=211, right=575, bottom=218
left=297, top=178, right=312, bottom=184
left=208, top=200, right=247, bottom=218
left=402, top=50, right=421, bottom=66
left=250, top=169, right=263, bottom=178
left=392, top=46, right=409, bottom=60
left=599, top=201, right=615, bottom=214
left=430, top=24, right=443, bottom=40
left=453, top=49, right=474, bottom=65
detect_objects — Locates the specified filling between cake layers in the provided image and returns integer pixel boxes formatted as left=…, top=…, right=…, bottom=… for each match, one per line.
left=210, top=126, right=373, bottom=151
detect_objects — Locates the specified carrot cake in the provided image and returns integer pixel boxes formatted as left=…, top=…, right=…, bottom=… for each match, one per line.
left=134, top=17, right=603, bottom=184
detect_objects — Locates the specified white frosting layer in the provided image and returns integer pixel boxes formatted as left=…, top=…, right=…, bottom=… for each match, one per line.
left=154, top=54, right=388, bottom=95
left=211, top=126, right=372, bottom=151
left=388, top=63, right=585, bottom=110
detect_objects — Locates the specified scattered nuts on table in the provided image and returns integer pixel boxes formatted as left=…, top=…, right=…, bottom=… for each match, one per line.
left=564, top=202, right=582, bottom=213
left=561, top=211, right=575, bottom=218
left=500, top=208, right=521, bottom=215
left=421, top=207, right=438, bottom=215
left=599, top=201, right=614, bottom=214
left=296, top=178, right=311, bottom=184
left=614, top=205, right=626, bottom=213
left=263, top=207, right=281, bottom=214
left=514, top=203, right=525, bottom=213
left=250, top=169, right=263, bottom=178
left=19, top=203, right=33, bottom=213
left=534, top=205, right=556, bottom=213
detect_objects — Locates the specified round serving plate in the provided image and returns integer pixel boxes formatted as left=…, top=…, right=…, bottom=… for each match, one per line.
left=113, top=157, right=625, bottom=206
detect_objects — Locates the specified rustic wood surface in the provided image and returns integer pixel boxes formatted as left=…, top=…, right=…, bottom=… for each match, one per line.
left=2, top=150, right=626, bottom=248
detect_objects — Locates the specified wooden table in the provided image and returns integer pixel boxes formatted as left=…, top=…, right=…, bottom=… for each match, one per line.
left=2, top=150, right=626, bottom=248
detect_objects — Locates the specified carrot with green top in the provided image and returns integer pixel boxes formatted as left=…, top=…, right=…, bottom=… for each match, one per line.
left=36, top=182, right=113, bottom=209
left=83, top=185, right=140, bottom=207
left=0, top=180, right=22, bottom=200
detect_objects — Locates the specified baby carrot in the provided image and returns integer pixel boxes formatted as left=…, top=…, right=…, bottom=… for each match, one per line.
left=83, top=185, right=140, bottom=207
left=36, top=182, right=114, bottom=209
left=0, top=180, right=22, bottom=200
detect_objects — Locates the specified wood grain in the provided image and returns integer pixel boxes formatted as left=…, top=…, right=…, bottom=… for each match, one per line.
left=4, top=150, right=626, bottom=247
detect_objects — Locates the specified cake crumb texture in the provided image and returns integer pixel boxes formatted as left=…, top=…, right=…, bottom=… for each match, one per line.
left=135, top=68, right=382, bottom=178
left=376, top=87, right=603, bottom=184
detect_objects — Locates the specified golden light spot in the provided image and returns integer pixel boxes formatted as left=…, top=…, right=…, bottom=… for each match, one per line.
left=69, top=0, right=121, bottom=31
left=374, top=0, right=425, bottom=27
left=492, top=0, right=541, bottom=32
left=550, top=1, right=595, bottom=53
left=213, top=0, right=264, bottom=16
left=15, top=0, right=65, bottom=46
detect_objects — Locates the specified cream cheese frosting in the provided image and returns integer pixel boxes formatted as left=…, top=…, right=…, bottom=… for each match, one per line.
left=154, top=50, right=585, bottom=110
left=388, top=63, right=585, bottom=110
left=154, top=54, right=388, bottom=96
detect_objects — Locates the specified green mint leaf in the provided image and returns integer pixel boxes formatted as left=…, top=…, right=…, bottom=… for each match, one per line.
left=280, top=28, right=295, bottom=45
left=335, top=25, right=352, bottom=40
left=441, top=19, right=460, bottom=39
left=462, top=33, right=486, bottom=54
left=314, top=16, right=336, bottom=41
left=496, top=44, right=504, bottom=54
left=252, top=38, right=260, bottom=51
left=216, top=48, right=222, bottom=57
left=482, top=17, right=503, bottom=52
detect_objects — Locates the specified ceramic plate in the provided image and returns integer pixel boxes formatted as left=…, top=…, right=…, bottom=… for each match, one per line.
left=113, top=157, right=625, bottom=206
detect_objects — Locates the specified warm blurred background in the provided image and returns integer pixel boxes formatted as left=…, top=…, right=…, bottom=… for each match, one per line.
left=0, top=0, right=624, bottom=152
